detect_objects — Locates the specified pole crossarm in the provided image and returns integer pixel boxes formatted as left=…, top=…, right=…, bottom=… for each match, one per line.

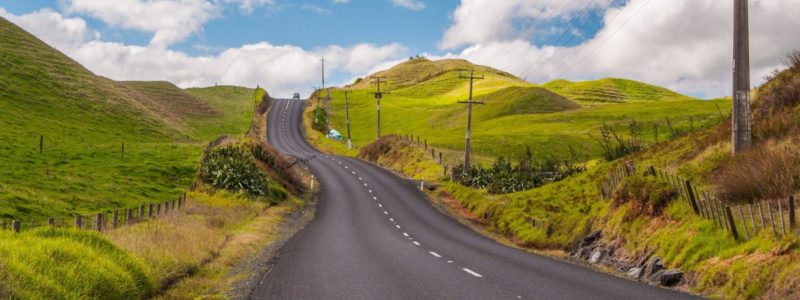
left=459, top=68, right=484, bottom=173
left=369, top=75, right=390, bottom=140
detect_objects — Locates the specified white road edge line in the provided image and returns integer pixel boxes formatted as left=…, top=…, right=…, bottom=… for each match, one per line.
left=429, top=251, right=441, bottom=258
left=462, top=268, right=483, bottom=278
left=412, top=241, right=420, bottom=246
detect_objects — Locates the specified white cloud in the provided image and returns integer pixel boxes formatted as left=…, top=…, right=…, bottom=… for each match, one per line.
left=221, top=0, right=275, bottom=13
left=392, top=0, right=425, bottom=11
left=0, top=7, right=97, bottom=49
left=301, top=3, right=332, bottom=15
left=440, top=0, right=800, bottom=98
left=332, top=0, right=350, bottom=4
left=2, top=8, right=407, bottom=97
left=440, top=0, right=607, bottom=50
left=64, top=0, right=217, bottom=48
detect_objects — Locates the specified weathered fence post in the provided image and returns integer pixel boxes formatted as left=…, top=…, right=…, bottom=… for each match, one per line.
left=148, top=203, right=154, bottom=218
left=698, top=199, right=707, bottom=219
left=12, top=220, right=20, bottom=233
left=439, top=152, right=443, bottom=164
left=94, top=213, right=103, bottom=231
left=138, top=205, right=145, bottom=220
left=39, top=135, right=44, bottom=154
left=443, top=164, right=448, bottom=177
left=156, top=203, right=161, bottom=215
left=778, top=200, right=787, bottom=235
left=126, top=209, right=133, bottom=225
left=684, top=180, right=700, bottom=215
left=48, top=217, right=55, bottom=226
left=789, top=196, right=796, bottom=229
left=310, top=175, right=315, bottom=190
left=112, top=211, right=119, bottom=228
left=424, top=139, right=427, bottom=149
left=738, top=206, right=749, bottom=240
left=748, top=204, right=758, bottom=235
left=725, top=206, right=739, bottom=240
left=767, top=202, right=777, bottom=235
left=705, top=194, right=719, bottom=227
left=121, top=142, right=125, bottom=160
left=75, top=215, right=83, bottom=229
left=431, top=149, right=435, bottom=159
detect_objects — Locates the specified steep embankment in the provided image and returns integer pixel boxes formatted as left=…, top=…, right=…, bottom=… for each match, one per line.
left=0, top=17, right=261, bottom=223
left=317, top=57, right=728, bottom=163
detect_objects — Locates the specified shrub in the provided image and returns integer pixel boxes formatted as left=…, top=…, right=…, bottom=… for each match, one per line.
left=453, top=146, right=586, bottom=194
left=614, top=174, right=677, bottom=218
left=200, top=145, right=268, bottom=197
left=311, top=106, right=328, bottom=133
left=591, top=121, right=643, bottom=161
left=359, top=134, right=405, bottom=161
left=249, top=143, right=275, bottom=167
left=752, top=51, right=800, bottom=140
left=714, top=143, right=800, bottom=203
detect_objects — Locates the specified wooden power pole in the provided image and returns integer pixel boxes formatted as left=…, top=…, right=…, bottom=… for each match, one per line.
left=369, top=76, right=389, bottom=141
left=458, top=68, right=484, bottom=172
left=344, top=91, right=353, bottom=149
left=732, top=0, right=752, bottom=153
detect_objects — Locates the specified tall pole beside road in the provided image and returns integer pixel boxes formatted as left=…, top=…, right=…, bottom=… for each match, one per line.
left=732, top=0, right=752, bottom=153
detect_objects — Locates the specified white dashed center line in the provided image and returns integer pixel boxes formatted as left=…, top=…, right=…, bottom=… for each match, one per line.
left=429, top=251, right=442, bottom=258
left=462, top=268, right=483, bottom=278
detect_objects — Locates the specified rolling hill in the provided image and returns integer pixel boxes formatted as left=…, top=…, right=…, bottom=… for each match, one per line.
left=316, top=57, right=729, bottom=163
left=0, top=17, right=259, bottom=223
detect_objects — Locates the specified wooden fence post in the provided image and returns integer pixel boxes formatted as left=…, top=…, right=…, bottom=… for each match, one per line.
left=684, top=180, right=700, bottom=215
left=789, top=196, right=796, bottom=229
left=75, top=215, right=83, bottom=229
left=12, top=220, right=20, bottom=233
left=705, top=194, right=719, bottom=227
left=738, top=206, right=749, bottom=240
left=778, top=200, right=787, bottom=235
left=748, top=204, right=758, bottom=235
left=698, top=199, right=707, bottom=219
left=439, top=152, right=443, bottom=164
left=138, top=205, right=145, bottom=220
left=719, top=201, right=730, bottom=232
left=431, top=149, right=435, bottom=159
left=156, top=203, right=161, bottom=215
left=94, top=213, right=103, bottom=231
left=424, top=139, right=427, bottom=149
left=725, top=206, right=739, bottom=240
left=767, top=202, right=777, bottom=235
left=112, top=211, right=119, bottom=228
left=148, top=203, right=154, bottom=218
left=126, top=209, right=133, bottom=225
left=39, top=135, right=44, bottom=154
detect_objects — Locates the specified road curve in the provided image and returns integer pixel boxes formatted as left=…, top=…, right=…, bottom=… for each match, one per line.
left=251, top=98, right=694, bottom=299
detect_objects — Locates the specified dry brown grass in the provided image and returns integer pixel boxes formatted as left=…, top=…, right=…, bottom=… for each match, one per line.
left=105, top=190, right=266, bottom=289
left=358, top=134, right=408, bottom=162
left=714, top=141, right=800, bottom=203
left=752, top=51, right=800, bottom=141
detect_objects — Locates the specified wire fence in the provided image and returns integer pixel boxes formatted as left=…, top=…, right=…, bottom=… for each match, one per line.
left=601, top=161, right=798, bottom=241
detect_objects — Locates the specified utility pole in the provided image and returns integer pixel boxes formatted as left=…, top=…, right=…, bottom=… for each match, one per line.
left=458, top=68, right=484, bottom=173
left=369, top=76, right=390, bottom=141
left=344, top=90, right=353, bottom=149
left=732, top=0, right=752, bottom=153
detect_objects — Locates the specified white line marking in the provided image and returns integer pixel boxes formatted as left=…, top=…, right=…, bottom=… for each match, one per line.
left=403, top=232, right=409, bottom=237
left=412, top=241, right=420, bottom=246
left=447, top=260, right=453, bottom=264
left=352, top=171, right=356, bottom=174
left=368, top=189, right=373, bottom=194
left=338, top=161, right=342, bottom=164
left=429, top=251, right=441, bottom=258
left=358, top=177, right=362, bottom=181
left=373, top=196, right=377, bottom=200
left=378, top=204, right=382, bottom=208
left=395, top=225, right=401, bottom=229
left=462, top=268, right=483, bottom=278
left=285, top=101, right=290, bottom=110
left=345, top=166, right=348, bottom=169
left=383, top=211, right=388, bottom=215
left=389, top=218, right=394, bottom=222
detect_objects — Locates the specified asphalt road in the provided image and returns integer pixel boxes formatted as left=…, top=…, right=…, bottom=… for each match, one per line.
left=251, top=98, right=693, bottom=299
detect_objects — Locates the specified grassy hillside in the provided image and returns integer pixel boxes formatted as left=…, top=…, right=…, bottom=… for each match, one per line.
left=0, top=17, right=259, bottom=225
left=319, top=58, right=728, bottom=163
left=543, top=78, right=693, bottom=105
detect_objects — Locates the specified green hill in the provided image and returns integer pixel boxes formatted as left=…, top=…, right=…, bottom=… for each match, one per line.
left=543, top=78, right=693, bottom=105
left=0, top=17, right=258, bottom=224
left=316, top=58, right=727, bottom=163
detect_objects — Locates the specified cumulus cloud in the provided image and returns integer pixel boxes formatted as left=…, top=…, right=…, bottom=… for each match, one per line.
left=2, top=8, right=407, bottom=97
left=440, top=0, right=800, bottom=98
left=392, top=0, right=426, bottom=11
left=221, top=0, right=275, bottom=13
left=301, top=4, right=333, bottom=15
left=63, top=0, right=217, bottom=48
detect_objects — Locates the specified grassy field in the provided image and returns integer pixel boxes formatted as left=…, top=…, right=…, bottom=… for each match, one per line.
left=319, top=58, right=730, bottom=164
left=0, top=17, right=264, bottom=225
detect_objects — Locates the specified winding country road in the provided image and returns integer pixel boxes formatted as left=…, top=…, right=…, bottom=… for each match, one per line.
left=251, top=98, right=693, bottom=299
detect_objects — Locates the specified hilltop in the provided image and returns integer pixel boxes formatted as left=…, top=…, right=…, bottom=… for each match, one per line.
left=315, top=58, right=728, bottom=163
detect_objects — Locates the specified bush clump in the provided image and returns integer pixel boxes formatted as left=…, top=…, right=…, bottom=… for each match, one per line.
left=714, top=143, right=800, bottom=203
left=453, top=146, right=586, bottom=194
left=311, top=106, right=328, bottom=133
left=592, top=121, right=644, bottom=161
left=614, top=174, right=677, bottom=218
left=200, top=145, right=268, bottom=197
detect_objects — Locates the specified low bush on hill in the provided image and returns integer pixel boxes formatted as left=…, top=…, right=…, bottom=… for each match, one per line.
left=453, top=147, right=586, bottom=194
left=200, top=145, right=268, bottom=198
left=613, top=174, right=677, bottom=219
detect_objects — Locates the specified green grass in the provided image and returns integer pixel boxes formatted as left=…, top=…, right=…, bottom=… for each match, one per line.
left=0, top=17, right=261, bottom=226
left=323, top=66, right=729, bottom=163
left=543, top=78, right=694, bottom=105
left=0, top=228, right=154, bottom=299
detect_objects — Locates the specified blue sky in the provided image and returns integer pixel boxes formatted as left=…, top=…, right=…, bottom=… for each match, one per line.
left=1, top=0, right=798, bottom=98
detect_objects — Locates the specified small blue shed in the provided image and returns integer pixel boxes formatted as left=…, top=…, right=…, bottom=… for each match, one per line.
left=328, top=129, right=343, bottom=140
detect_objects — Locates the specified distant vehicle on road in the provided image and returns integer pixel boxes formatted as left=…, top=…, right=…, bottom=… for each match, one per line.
left=293, top=92, right=300, bottom=100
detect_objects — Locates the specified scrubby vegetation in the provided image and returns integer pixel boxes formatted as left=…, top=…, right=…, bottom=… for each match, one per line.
left=592, top=121, right=644, bottom=161
left=613, top=174, right=677, bottom=218
left=200, top=145, right=269, bottom=198
left=452, top=146, right=586, bottom=194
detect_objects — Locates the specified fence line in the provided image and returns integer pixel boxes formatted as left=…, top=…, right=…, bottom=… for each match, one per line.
left=601, top=161, right=797, bottom=241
